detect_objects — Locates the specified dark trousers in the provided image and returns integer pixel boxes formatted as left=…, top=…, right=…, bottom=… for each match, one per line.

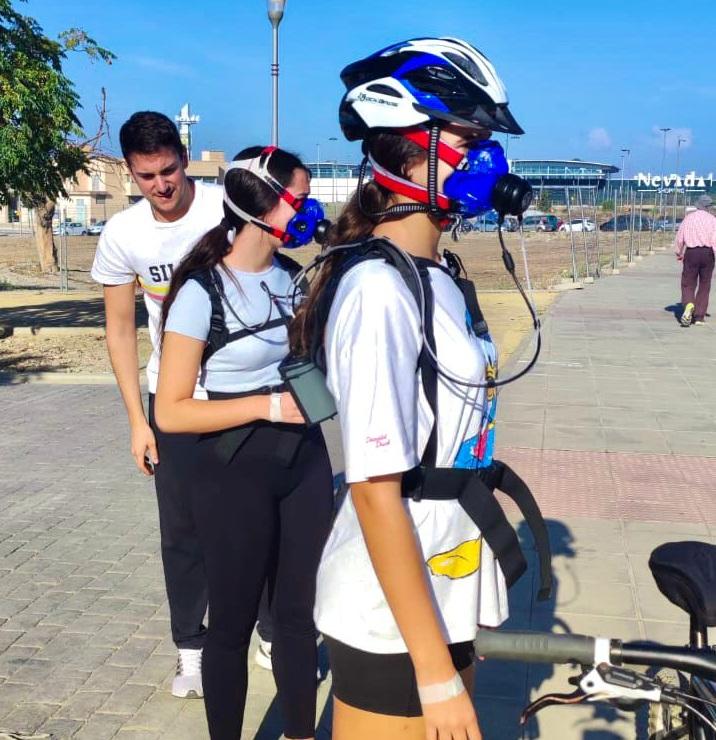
left=193, top=422, right=334, bottom=740
left=681, top=246, right=715, bottom=321
left=148, top=394, right=208, bottom=650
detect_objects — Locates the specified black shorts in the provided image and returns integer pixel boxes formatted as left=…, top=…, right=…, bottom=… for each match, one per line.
left=325, top=636, right=475, bottom=717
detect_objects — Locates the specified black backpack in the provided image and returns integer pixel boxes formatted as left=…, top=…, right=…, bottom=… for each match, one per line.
left=189, top=252, right=307, bottom=369
left=308, top=237, right=553, bottom=601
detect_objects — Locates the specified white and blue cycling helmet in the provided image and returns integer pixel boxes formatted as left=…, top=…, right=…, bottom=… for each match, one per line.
left=339, top=37, right=524, bottom=140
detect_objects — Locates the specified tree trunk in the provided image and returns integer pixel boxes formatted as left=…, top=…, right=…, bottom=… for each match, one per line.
left=34, top=198, right=58, bottom=273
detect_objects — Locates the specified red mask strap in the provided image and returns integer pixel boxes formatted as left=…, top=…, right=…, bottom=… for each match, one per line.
left=258, top=146, right=302, bottom=210
left=403, top=128, right=465, bottom=169
left=370, top=156, right=451, bottom=211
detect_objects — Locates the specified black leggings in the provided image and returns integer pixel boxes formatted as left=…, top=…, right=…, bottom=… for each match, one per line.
left=192, top=421, right=334, bottom=740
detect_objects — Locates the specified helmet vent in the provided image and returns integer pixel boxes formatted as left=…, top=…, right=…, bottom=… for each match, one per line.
left=366, top=84, right=401, bottom=98
left=445, top=52, right=488, bottom=86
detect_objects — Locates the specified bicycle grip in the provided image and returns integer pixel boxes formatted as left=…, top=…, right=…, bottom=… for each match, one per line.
left=475, top=630, right=596, bottom=665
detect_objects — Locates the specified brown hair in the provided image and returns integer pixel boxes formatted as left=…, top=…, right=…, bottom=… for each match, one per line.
left=289, top=132, right=425, bottom=357
left=161, top=146, right=308, bottom=335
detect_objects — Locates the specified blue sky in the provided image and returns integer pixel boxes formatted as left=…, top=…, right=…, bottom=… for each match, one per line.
left=27, top=0, right=716, bottom=176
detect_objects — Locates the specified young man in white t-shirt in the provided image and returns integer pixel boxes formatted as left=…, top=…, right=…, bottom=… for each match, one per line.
left=91, top=111, right=223, bottom=698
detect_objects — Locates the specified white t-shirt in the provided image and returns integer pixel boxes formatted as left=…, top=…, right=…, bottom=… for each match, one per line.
left=314, top=254, right=508, bottom=654
left=91, top=181, right=224, bottom=394
left=165, top=261, right=295, bottom=394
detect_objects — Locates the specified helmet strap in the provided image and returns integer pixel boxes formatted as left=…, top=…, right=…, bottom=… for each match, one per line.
left=427, top=125, right=442, bottom=217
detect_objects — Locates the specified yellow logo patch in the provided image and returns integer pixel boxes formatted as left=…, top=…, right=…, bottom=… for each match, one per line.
left=427, top=538, right=482, bottom=580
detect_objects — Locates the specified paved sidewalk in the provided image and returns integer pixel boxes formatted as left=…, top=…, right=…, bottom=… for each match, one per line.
left=0, top=252, right=714, bottom=739
left=483, top=251, right=716, bottom=739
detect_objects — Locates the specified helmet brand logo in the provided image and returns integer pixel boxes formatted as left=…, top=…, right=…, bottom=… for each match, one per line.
left=357, top=92, right=398, bottom=108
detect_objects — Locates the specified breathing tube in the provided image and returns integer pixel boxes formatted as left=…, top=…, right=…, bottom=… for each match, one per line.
left=292, top=126, right=541, bottom=389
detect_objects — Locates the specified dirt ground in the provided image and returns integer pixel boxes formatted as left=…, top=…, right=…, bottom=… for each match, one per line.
left=0, top=295, right=547, bottom=376
left=1, top=222, right=672, bottom=377
left=0, top=331, right=153, bottom=375
left=0, top=227, right=674, bottom=293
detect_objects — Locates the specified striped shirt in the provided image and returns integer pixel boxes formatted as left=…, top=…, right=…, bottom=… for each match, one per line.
left=674, top=209, right=716, bottom=257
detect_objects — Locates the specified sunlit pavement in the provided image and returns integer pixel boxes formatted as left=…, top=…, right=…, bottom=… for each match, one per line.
left=0, top=252, right=714, bottom=738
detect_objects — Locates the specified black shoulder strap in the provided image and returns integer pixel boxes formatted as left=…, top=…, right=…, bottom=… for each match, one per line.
left=189, top=268, right=228, bottom=367
left=443, top=248, right=490, bottom=338
left=191, top=267, right=286, bottom=369
left=414, top=262, right=439, bottom=468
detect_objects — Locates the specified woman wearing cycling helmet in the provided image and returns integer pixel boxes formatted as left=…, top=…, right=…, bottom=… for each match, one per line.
left=155, top=146, right=334, bottom=740
left=291, top=38, right=532, bottom=739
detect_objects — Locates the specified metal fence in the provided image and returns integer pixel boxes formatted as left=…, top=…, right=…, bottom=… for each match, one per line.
left=527, top=185, right=693, bottom=284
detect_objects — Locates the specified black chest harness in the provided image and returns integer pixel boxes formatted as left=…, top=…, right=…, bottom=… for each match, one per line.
left=188, top=254, right=308, bottom=468
left=310, top=238, right=552, bottom=601
left=189, top=252, right=306, bottom=370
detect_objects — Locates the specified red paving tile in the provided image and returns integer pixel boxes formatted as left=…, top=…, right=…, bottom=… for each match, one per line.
left=497, top=447, right=716, bottom=525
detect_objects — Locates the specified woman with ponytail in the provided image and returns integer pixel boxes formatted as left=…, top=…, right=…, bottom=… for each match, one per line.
left=292, top=38, right=535, bottom=740
left=155, top=146, right=333, bottom=740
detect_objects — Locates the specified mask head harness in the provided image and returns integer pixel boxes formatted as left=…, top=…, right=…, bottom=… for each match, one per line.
left=357, top=125, right=533, bottom=231
left=224, top=146, right=330, bottom=248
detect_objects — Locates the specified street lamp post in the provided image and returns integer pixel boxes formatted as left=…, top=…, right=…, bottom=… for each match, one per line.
left=674, top=136, right=687, bottom=233
left=659, top=127, right=671, bottom=182
left=619, top=148, right=630, bottom=209
left=658, top=127, right=671, bottom=228
left=676, top=136, right=686, bottom=174
left=328, top=137, right=338, bottom=207
left=267, top=0, right=287, bottom=146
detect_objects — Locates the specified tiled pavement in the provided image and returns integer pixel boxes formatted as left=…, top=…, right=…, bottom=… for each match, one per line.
left=0, top=251, right=714, bottom=738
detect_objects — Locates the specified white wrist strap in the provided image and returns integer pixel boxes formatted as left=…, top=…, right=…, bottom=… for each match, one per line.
left=269, top=393, right=283, bottom=423
left=417, top=673, right=465, bottom=705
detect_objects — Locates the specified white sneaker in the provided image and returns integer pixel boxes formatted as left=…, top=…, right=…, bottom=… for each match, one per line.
left=254, top=638, right=272, bottom=670
left=172, top=648, right=203, bottom=698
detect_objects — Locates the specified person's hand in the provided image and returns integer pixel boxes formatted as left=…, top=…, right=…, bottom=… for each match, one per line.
left=267, top=392, right=305, bottom=425
left=423, top=690, right=482, bottom=740
left=676, top=254, right=684, bottom=261
left=130, top=421, right=158, bottom=476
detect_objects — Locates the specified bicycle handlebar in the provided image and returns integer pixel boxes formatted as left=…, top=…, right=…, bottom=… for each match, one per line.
left=475, top=630, right=599, bottom=666
left=475, top=630, right=716, bottom=682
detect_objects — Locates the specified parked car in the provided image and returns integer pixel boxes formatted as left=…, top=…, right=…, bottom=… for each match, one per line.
left=599, top=215, right=652, bottom=232
left=559, top=218, right=596, bottom=233
left=469, top=211, right=501, bottom=232
left=654, top=217, right=684, bottom=231
left=52, top=222, right=88, bottom=236
left=87, top=220, right=107, bottom=236
left=521, top=214, right=561, bottom=232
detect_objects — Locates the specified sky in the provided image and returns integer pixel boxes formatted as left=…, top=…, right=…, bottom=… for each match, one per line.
left=25, top=0, right=716, bottom=177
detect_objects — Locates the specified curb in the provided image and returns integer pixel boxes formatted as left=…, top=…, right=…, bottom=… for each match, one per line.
left=0, top=326, right=149, bottom=338
left=0, top=371, right=118, bottom=386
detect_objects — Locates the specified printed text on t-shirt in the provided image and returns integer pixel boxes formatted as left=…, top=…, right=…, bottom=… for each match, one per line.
left=148, top=264, right=174, bottom=282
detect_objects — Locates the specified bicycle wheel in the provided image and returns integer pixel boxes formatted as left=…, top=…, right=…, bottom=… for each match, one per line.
left=647, top=668, right=689, bottom=739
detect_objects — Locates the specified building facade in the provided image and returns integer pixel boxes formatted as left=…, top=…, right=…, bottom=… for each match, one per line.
left=0, top=151, right=228, bottom=230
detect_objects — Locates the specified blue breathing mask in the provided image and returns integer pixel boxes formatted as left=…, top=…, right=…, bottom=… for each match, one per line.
left=284, top=198, right=327, bottom=248
left=443, top=139, right=510, bottom=218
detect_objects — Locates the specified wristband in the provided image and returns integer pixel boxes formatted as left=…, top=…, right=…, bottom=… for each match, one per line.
left=269, top=392, right=283, bottom=423
left=417, top=673, right=465, bottom=705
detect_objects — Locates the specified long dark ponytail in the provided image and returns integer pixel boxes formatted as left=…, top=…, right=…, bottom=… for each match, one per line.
left=161, top=146, right=308, bottom=335
left=289, top=132, right=425, bottom=356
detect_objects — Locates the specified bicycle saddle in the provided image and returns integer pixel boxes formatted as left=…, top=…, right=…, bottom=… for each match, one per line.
left=649, top=541, right=716, bottom=627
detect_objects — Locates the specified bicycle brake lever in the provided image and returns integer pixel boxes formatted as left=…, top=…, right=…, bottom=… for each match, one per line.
left=580, top=663, right=662, bottom=704
left=520, top=688, right=588, bottom=725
